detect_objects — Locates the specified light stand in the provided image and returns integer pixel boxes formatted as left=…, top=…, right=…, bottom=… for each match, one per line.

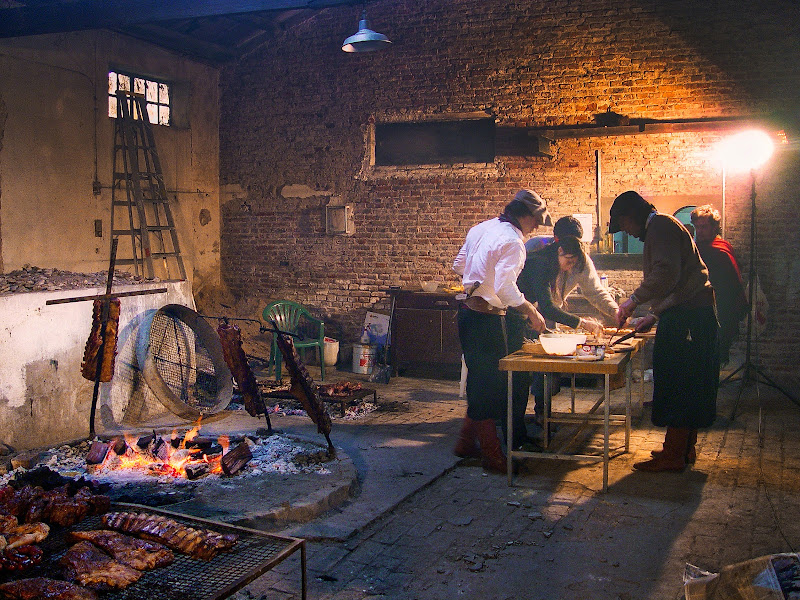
left=722, top=171, right=800, bottom=423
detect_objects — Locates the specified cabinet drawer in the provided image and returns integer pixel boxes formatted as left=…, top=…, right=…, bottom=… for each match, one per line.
left=393, top=291, right=460, bottom=310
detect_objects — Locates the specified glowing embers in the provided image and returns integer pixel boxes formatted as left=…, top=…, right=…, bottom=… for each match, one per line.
left=91, top=421, right=229, bottom=481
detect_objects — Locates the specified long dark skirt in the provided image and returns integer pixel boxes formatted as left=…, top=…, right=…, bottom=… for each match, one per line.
left=651, top=304, right=719, bottom=429
left=457, top=307, right=530, bottom=426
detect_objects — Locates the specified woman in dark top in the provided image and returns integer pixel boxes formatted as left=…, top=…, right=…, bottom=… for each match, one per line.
left=518, top=235, right=597, bottom=330
left=509, top=236, right=603, bottom=448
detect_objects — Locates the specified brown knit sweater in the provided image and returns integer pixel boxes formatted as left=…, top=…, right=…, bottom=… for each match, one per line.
left=634, top=213, right=714, bottom=316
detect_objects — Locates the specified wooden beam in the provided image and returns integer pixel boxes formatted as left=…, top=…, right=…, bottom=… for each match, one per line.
left=0, top=0, right=355, bottom=38
left=117, top=23, right=240, bottom=64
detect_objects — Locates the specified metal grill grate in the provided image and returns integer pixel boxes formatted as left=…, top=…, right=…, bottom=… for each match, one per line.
left=4, top=503, right=305, bottom=600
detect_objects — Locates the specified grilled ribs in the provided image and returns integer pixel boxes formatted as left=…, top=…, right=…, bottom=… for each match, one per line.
left=102, top=511, right=237, bottom=560
left=0, top=485, right=108, bottom=527
left=59, top=541, right=142, bottom=590
left=0, top=577, right=98, bottom=600
left=68, top=530, right=174, bottom=570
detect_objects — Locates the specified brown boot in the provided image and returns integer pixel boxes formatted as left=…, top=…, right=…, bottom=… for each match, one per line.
left=650, top=428, right=698, bottom=463
left=634, top=427, right=689, bottom=472
left=453, top=416, right=481, bottom=459
left=475, top=419, right=507, bottom=474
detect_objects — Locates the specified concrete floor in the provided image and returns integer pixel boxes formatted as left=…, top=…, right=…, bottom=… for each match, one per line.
left=222, top=362, right=800, bottom=600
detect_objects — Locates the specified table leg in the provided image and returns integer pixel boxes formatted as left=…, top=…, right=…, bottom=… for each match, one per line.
left=625, top=359, right=632, bottom=451
left=543, top=373, right=551, bottom=449
left=636, top=344, right=646, bottom=417
left=570, top=373, right=576, bottom=413
left=300, top=539, right=307, bottom=600
left=507, top=370, right=513, bottom=486
left=603, top=373, right=610, bottom=493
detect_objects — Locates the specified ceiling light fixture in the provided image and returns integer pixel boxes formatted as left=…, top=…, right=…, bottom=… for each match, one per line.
left=341, top=9, right=391, bottom=53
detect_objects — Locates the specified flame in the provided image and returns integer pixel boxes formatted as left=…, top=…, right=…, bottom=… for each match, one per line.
left=218, top=435, right=230, bottom=455
left=180, top=417, right=203, bottom=449
left=94, top=427, right=218, bottom=480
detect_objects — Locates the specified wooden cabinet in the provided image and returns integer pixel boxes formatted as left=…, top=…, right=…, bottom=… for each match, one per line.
left=388, top=290, right=461, bottom=379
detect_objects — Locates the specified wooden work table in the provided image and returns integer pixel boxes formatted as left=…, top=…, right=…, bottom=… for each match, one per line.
left=499, top=338, right=645, bottom=492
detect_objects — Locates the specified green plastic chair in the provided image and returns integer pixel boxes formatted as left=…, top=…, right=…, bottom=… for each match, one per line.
left=263, top=300, right=326, bottom=382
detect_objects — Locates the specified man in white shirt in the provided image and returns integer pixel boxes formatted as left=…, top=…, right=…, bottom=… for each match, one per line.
left=452, top=189, right=549, bottom=473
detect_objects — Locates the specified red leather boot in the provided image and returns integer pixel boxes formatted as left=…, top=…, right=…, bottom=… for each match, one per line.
left=453, top=416, right=481, bottom=459
left=650, top=428, right=697, bottom=464
left=475, top=419, right=507, bottom=474
left=634, top=427, right=689, bottom=472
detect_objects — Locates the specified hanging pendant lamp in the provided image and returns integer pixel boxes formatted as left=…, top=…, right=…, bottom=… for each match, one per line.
left=341, top=9, right=391, bottom=52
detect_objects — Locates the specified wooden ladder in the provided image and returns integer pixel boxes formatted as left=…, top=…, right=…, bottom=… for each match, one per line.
left=111, top=91, right=186, bottom=280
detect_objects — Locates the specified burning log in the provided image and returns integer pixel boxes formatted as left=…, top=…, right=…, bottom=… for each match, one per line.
left=270, top=322, right=335, bottom=456
left=185, top=436, right=215, bottom=450
left=152, top=438, right=170, bottom=463
left=184, top=463, right=210, bottom=480
left=85, top=441, right=110, bottom=465
left=136, top=434, right=154, bottom=450
left=108, top=437, right=127, bottom=456
left=220, top=442, right=252, bottom=476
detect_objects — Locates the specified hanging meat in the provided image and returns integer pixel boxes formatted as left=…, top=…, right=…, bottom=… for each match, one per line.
left=271, top=322, right=334, bottom=455
left=216, top=321, right=268, bottom=419
left=80, top=298, right=121, bottom=382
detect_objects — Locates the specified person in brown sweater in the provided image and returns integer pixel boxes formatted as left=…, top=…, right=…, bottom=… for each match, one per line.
left=609, top=191, right=719, bottom=472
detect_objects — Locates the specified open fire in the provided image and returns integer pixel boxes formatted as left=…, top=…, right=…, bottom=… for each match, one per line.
left=3, top=425, right=334, bottom=492
left=87, top=419, right=236, bottom=481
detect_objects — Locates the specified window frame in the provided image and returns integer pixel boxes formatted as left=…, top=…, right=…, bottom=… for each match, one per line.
left=108, top=70, right=172, bottom=127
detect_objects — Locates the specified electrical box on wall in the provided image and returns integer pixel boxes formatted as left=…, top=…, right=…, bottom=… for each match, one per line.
left=326, top=204, right=354, bottom=235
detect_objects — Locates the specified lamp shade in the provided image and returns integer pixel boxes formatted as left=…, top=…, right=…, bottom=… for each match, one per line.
left=342, top=10, right=391, bottom=52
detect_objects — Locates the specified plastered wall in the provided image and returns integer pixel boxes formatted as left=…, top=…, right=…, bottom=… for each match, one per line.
left=0, top=30, right=221, bottom=294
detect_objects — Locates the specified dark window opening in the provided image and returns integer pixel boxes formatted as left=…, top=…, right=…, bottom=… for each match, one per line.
left=375, top=119, right=495, bottom=166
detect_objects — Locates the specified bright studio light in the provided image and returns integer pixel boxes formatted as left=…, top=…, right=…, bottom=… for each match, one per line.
left=716, top=129, right=775, bottom=173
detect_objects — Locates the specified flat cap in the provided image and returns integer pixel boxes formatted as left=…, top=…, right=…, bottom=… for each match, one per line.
left=513, top=189, right=553, bottom=226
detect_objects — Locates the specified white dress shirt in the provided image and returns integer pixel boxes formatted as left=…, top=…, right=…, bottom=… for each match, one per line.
left=453, top=218, right=527, bottom=309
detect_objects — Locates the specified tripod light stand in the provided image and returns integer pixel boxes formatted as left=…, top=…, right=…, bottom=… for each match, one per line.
left=717, top=131, right=800, bottom=424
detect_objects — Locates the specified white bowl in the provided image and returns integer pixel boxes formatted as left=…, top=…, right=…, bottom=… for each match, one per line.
left=420, top=281, right=439, bottom=292
left=539, top=333, right=587, bottom=356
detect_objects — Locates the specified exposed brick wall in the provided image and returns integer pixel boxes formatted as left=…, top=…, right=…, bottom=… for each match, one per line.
left=219, top=0, right=800, bottom=374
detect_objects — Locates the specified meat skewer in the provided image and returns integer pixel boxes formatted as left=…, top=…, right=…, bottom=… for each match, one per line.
left=80, top=298, right=121, bottom=383
left=269, top=320, right=334, bottom=455
left=216, top=321, right=271, bottom=430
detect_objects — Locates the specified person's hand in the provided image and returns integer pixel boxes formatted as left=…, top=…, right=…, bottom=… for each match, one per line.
left=579, top=317, right=604, bottom=337
left=634, top=313, right=657, bottom=333
left=521, top=302, right=547, bottom=333
left=616, top=297, right=637, bottom=327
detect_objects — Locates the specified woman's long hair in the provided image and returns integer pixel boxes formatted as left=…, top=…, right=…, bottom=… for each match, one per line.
left=533, top=235, right=587, bottom=287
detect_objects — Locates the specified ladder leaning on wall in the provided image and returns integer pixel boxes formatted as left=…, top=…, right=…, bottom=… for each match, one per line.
left=110, top=91, right=186, bottom=281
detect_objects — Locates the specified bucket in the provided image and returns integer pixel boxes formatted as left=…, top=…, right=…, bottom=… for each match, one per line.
left=323, top=337, right=339, bottom=367
left=352, top=343, right=376, bottom=374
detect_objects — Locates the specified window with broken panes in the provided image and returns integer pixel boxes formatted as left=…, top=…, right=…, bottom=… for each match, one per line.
left=108, top=71, right=171, bottom=126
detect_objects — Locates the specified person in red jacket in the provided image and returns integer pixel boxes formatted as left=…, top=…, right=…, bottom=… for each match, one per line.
left=691, top=205, right=749, bottom=366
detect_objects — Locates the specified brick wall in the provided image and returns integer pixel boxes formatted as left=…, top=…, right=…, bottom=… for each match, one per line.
left=219, top=0, right=800, bottom=374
